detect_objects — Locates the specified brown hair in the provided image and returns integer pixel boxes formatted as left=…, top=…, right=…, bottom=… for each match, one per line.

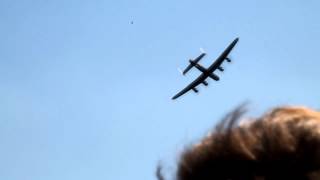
left=163, top=106, right=320, bottom=180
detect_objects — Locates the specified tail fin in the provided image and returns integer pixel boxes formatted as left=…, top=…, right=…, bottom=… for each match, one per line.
left=177, top=67, right=184, bottom=75
left=200, top=48, right=205, bottom=54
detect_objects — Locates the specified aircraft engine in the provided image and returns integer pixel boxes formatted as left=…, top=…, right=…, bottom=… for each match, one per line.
left=202, top=81, right=208, bottom=86
left=192, top=87, right=199, bottom=93
left=209, top=73, right=220, bottom=81
left=218, top=67, right=224, bottom=71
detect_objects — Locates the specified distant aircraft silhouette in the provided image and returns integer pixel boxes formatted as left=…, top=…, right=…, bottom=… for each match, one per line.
left=172, top=38, right=239, bottom=100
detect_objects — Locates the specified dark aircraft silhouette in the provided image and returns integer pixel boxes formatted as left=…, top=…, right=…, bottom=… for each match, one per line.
left=172, top=38, right=239, bottom=100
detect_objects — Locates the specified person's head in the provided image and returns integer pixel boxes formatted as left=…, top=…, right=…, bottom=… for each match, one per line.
left=162, top=105, right=320, bottom=180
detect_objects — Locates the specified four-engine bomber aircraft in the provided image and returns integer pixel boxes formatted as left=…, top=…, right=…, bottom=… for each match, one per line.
left=172, top=38, right=239, bottom=100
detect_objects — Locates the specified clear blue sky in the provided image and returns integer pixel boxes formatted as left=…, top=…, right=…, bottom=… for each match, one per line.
left=1, top=0, right=320, bottom=180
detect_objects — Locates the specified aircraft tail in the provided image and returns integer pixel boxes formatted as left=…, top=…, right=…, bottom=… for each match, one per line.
left=183, top=51, right=206, bottom=75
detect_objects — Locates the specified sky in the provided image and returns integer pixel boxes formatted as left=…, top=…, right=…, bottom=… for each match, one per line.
left=1, top=0, right=320, bottom=180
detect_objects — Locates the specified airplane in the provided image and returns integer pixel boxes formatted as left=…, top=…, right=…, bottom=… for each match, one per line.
left=172, top=38, right=239, bottom=100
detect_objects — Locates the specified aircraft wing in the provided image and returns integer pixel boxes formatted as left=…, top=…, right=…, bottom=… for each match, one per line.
left=172, top=74, right=206, bottom=100
left=207, top=38, right=239, bottom=72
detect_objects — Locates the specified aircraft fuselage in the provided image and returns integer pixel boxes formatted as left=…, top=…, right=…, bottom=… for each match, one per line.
left=189, top=60, right=220, bottom=81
